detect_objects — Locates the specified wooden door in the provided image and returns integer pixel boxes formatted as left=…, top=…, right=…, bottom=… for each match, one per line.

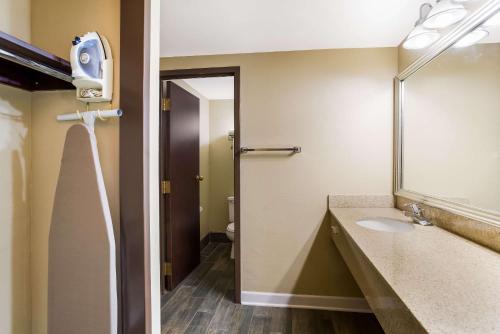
left=160, top=81, right=200, bottom=291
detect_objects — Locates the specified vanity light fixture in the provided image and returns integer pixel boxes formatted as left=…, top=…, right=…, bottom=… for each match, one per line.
left=483, top=11, right=500, bottom=27
left=403, top=3, right=442, bottom=50
left=422, top=0, right=468, bottom=29
left=403, top=26, right=441, bottom=49
left=452, top=27, right=489, bottom=47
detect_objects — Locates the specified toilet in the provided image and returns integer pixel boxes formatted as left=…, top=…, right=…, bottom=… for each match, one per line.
left=226, top=196, right=235, bottom=259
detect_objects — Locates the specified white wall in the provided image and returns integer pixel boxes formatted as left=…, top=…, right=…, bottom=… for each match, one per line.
left=147, top=1, right=162, bottom=331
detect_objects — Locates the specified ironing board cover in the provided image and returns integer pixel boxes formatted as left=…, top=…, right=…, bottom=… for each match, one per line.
left=48, top=124, right=117, bottom=334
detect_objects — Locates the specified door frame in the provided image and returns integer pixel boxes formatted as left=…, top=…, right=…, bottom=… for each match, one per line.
left=160, top=67, right=241, bottom=303
left=119, top=0, right=152, bottom=333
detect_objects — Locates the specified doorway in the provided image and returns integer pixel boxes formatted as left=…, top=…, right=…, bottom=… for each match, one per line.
left=159, top=67, right=241, bottom=303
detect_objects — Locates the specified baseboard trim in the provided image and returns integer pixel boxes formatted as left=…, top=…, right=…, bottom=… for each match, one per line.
left=241, top=291, right=371, bottom=313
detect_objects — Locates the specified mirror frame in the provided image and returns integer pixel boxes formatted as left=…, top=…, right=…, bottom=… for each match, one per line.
left=394, top=0, right=500, bottom=226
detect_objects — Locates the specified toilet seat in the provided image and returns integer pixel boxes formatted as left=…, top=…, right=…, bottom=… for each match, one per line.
left=226, top=222, right=235, bottom=233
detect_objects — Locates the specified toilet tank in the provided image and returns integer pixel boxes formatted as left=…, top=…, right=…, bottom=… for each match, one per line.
left=227, top=196, right=235, bottom=223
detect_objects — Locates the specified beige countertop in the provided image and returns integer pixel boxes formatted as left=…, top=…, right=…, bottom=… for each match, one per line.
left=329, top=207, right=500, bottom=334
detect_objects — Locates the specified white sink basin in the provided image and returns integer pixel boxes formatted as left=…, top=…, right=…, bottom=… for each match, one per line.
left=356, top=218, right=414, bottom=233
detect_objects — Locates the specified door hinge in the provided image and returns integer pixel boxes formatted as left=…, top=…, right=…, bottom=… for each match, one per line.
left=161, top=98, right=171, bottom=111
left=164, top=262, right=172, bottom=276
left=162, top=180, right=171, bottom=194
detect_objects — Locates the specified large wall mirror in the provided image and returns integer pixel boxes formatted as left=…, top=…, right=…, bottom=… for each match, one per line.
left=396, top=1, right=500, bottom=225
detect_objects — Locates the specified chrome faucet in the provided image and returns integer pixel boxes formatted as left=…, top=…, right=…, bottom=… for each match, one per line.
left=404, top=203, right=433, bottom=226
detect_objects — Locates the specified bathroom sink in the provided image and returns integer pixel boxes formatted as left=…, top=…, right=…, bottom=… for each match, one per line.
left=356, top=218, right=414, bottom=233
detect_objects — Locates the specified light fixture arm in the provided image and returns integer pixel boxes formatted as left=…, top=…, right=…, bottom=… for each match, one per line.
left=416, top=3, right=433, bottom=26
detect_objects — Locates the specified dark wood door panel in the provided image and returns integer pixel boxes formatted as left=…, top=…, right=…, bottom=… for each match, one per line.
left=161, top=81, right=200, bottom=290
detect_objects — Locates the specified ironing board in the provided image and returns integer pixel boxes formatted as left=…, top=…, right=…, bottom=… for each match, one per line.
left=48, top=123, right=117, bottom=334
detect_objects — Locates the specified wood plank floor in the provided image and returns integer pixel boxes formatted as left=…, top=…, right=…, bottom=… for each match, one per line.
left=161, top=242, right=384, bottom=334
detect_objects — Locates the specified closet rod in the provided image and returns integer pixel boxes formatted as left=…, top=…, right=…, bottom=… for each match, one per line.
left=0, top=48, right=73, bottom=83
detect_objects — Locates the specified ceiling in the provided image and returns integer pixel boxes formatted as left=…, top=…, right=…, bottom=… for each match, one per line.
left=160, top=0, right=424, bottom=57
left=182, top=77, right=234, bottom=100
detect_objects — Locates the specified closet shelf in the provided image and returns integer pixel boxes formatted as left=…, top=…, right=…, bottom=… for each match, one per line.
left=0, top=31, right=74, bottom=91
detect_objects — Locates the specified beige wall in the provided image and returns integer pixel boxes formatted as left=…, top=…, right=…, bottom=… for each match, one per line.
left=0, top=3, right=32, bottom=333
left=208, top=100, right=235, bottom=233
left=403, top=43, right=500, bottom=211
left=172, top=79, right=211, bottom=240
left=161, top=48, right=396, bottom=296
left=0, top=85, right=31, bottom=334
left=0, top=0, right=30, bottom=42
left=30, top=1, right=120, bottom=333
left=398, top=46, right=424, bottom=73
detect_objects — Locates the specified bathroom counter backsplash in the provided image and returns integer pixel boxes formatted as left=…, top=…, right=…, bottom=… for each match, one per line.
left=328, top=194, right=394, bottom=209
left=396, top=196, right=500, bottom=253
left=328, top=196, right=500, bottom=334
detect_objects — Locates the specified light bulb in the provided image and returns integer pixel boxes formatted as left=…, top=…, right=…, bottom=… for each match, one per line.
left=453, top=28, right=489, bottom=48
left=403, top=26, right=441, bottom=50
left=423, top=0, right=468, bottom=29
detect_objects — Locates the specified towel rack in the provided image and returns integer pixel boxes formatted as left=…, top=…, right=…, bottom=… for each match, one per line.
left=240, top=146, right=301, bottom=154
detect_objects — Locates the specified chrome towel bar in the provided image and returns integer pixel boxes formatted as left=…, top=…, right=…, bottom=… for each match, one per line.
left=240, top=146, right=301, bottom=154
